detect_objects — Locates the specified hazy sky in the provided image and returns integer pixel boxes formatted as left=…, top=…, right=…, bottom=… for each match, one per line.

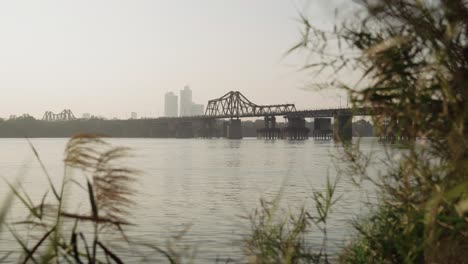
left=0, top=0, right=357, bottom=119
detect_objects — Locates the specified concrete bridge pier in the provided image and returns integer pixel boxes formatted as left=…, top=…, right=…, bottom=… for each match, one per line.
left=200, top=119, right=216, bottom=138
left=222, top=121, right=228, bottom=138
left=333, top=115, right=353, bottom=142
left=313, top=118, right=332, bottom=140
left=284, top=117, right=309, bottom=140
left=227, top=119, right=242, bottom=139
left=257, top=116, right=281, bottom=139
left=175, top=121, right=194, bottom=138
left=152, top=122, right=171, bottom=138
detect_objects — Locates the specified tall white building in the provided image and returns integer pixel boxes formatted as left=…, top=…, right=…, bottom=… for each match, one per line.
left=164, top=92, right=178, bottom=117
left=131, top=112, right=138, bottom=119
left=179, top=85, right=192, bottom=116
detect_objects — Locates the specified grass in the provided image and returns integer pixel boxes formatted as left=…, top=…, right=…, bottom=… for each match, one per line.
left=244, top=177, right=340, bottom=264
left=0, top=134, right=175, bottom=263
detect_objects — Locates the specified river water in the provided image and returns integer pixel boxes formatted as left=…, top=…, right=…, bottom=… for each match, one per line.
left=0, top=138, right=383, bottom=263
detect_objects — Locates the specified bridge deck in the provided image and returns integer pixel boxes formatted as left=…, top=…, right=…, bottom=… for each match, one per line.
left=157, top=107, right=372, bottom=121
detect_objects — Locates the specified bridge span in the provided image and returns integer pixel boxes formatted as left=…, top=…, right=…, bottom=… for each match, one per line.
left=157, top=91, right=373, bottom=141
left=159, top=107, right=370, bottom=121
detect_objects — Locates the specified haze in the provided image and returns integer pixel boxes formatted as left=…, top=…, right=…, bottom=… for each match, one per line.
left=0, top=0, right=355, bottom=119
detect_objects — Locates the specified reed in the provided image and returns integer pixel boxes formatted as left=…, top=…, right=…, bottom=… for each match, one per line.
left=291, top=0, right=468, bottom=262
left=0, top=134, right=175, bottom=263
left=244, top=176, right=340, bottom=264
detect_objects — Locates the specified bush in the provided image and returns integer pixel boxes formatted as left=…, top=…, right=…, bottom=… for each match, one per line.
left=292, top=0, right=468, bottom=262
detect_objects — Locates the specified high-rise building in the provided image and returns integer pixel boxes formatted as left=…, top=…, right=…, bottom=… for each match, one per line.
left=191, top=103, right=204, bottom=116
left=164, top=92, right=178, bottom=117
left=179, top=85, right=192, bottom=116
left=131, top=112, right=137, bottom=119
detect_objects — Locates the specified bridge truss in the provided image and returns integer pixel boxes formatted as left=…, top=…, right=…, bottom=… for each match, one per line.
left=42, top=109, right=76, bottom=121
left=205, top=91, right=296, bottom=118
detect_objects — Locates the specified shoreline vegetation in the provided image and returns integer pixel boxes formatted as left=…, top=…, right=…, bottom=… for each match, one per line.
left=287, top=0, right=467, bottom=262
left=1, top=0, right=467, bottom=263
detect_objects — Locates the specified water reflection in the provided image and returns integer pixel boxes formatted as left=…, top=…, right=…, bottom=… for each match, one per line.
left=225, top=139, right=242, bottom=149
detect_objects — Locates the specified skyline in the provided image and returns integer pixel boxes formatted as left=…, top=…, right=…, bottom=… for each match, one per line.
left=0, top=0, right=357, bottom=119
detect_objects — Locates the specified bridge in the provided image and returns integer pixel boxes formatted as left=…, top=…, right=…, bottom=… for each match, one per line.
left=158, top=91, right=373, bottom=141
left=158, top=91, right=370, bottom=120
left=29, top=91, right=374, bottom=141
left=205, top=91, right=296, bottom=118
left=28, top=91, right=373, bottom=140
left=42, top=109, right=76, bottom=121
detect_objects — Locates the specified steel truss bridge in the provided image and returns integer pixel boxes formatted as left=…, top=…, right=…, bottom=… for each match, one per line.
left=160, top=91, right=372, bottom=121
left=42, top=109, right=76, bottom=121
left=156, top=91, right=374, bottom=140
left=37, top=91, right=371, bottom=122
left=205, top=91, right=297, bottom=118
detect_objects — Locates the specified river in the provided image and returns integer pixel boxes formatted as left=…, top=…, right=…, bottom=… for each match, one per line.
left=0, top=138, right=383, bottom=263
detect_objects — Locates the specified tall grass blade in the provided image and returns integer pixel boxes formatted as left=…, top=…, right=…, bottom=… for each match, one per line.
left=3, top=179, right=40, bottom=219
left=71, top=232, right=83, bottom=264
left=0, top=184, right=18, bottom=236
left=79, top=233, right=92, bottom=263
left=97, top=241, right=124, bottom=264
left=38, top=191, right=49, bottom=219
left=22, top=226, right=55, bottom=264
left=0, top=252, right=13, bottom=263
left=87, top=180, right=98, bottom=220
left=26, top=138, right=60, bottom=200
left=7, top=226, right=38, bottom=264
left=138, top=243, right=177, bottom=264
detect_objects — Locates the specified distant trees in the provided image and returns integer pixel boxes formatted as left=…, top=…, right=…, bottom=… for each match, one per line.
left=352, top=119, right=373, bottom=137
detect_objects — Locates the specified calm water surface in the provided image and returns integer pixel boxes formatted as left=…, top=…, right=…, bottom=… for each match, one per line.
left=0, top=138, right=383, bottom=262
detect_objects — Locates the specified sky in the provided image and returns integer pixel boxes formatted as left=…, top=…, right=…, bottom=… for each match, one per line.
left=0, top=0, right=358, bottom=119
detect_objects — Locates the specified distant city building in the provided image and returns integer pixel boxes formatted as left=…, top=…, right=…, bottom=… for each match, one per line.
left=191, top=103, right=204, bottom=116
left=164, top=92, right=178, bottom=117
left=179, top=85, right=192, bottom=116
left=131, top=112, right=138, bottom=119
left=82, top=113, right=91, bottom=119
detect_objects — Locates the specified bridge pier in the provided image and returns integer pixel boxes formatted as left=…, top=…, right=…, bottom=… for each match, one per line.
left=227, top=119, right=242, bottom=139
left=200, top=119, right=216, bottom=138
left=333, top=115, right=352, bottom=142
left=313, top=118, right=332, bottom=140
left=150, top=121, right=171, bottom=137
left=175, top=121, right=194, bottom=138
left=222, top=121, right=228, bottom=138
left=284, top=117, right=309, bottom=140
left=257, top=116, right=281, bottom=139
